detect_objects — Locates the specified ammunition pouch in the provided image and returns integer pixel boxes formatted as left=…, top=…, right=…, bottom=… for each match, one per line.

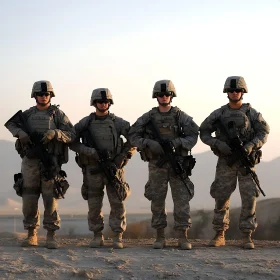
left=13, top=173, right=23, bottom=197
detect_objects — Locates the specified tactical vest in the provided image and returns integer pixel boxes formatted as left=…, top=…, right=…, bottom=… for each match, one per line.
left=216, top=104, right=254, bottom=143
left=142, top=107, right=188, bottom=160
left=27, top=108, right=56, bottom=134
left=18, top=105, right=68, bottom=164
left=82, top=113, right=123, bottom=159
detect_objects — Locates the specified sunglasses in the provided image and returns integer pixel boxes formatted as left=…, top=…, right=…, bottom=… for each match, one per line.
left=96, top=100, right=110, bottom=104
left=36, top=92, right=50, bottom=97
left=156, top=92, right=173, bottom=98
left=227, top=88, right=243, bottom=93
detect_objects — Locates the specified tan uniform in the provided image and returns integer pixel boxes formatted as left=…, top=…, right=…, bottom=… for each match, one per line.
left=129, top=106, right=199, bottom=230
left=200, top=103, right=270, bottom=232
left=70, top=113, right=135, bottom=233
left=5, top=105, right=75, bottom=231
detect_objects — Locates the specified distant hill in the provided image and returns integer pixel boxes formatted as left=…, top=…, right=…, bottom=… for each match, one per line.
left=0, top=139, right=279, bottom=215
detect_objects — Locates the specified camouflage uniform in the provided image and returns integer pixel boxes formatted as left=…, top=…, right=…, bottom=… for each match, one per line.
left=70, top=88, right=135, bottom=244
left=129, top=80, right=198, bottom=249
left=199, top=76, right=270, bottom=245
left=5, top=81, right=75, bottom=238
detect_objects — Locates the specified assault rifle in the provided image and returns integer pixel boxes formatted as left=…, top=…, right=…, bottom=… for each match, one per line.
left=82, top=126, right=128, bottom=201
left=4, top=110, right=65, bottom=199
left=214, top=119, right=265, bottom=197
left=148, top=118, right=195, bottom=196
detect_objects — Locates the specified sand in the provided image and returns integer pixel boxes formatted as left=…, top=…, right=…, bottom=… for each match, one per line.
left=0, top=233, right=279, bottom=280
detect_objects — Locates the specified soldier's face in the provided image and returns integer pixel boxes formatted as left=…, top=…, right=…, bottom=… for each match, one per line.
left=227, top=91, right=243, bottom=103
left=95, top=100, right=110, bottom=112
left=35, top=92, right=51, bottom=106
left=157, top=95, right=171, bottom=107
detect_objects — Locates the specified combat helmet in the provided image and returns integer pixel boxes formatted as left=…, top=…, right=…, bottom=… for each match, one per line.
left=90, top=88, right=114, bottom=105
left=152, top=80, right=177, bottom=98
left=223, top=76, right=248, bottom=93
left=31, top=80, right=55, bottom=98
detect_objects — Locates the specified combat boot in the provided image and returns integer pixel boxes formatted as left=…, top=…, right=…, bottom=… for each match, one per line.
left=21, top=228, right=38, bottom=247
left=46, top=230, right=58, bottom=249
left=153, top=228, right=166, bottom=249
left=90, top=231, right=104, bottom=248
left=113, top=232, right=124, bottom=249
left=177, top=230, right=192, bottom=250
left=208, top=230, right=225, bottom=247
left=242, top=231, right=254, bottom=249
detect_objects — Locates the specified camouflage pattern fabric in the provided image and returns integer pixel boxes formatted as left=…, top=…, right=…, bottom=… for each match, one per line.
left=146, top=160, right=194, bottom=230
left=210, top=157, right=259, bottom=232
left=21, top=157, right=61, bottom=230
left=83, top=163, right=127, bottom=233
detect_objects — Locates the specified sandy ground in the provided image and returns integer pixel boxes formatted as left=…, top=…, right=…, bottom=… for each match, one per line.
left=0, top=233, right=279, bottom=280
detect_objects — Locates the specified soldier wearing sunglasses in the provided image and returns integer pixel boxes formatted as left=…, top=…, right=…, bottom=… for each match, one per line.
left=70, top=88, right=135, bottom=249
left=128, top=80, right=199, bottom=250
left=5, top=80, right=75, bottom=249
left=199, top=76, right=270, bottom=249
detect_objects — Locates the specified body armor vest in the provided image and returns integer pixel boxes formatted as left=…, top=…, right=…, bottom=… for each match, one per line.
left=216, top=104, right=254, bottom=143
left=83, top=114, right=122, bottom=158
left=27, top=109, right=56, bottom=134
left=142, top=107, right=187, bottom=160
left=148, top=107, right=180, bottom=141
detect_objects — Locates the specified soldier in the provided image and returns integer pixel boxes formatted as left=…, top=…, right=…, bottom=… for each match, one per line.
left=128, top=80, right=199, bottom=250
left=5, top=80, right=75, bottom=249
left=199, top=76, right=270, bottom=249
left=70, top=88, right=135, bottom=249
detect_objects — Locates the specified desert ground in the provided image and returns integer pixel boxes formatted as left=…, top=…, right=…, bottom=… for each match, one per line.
left=0, top=232, right=279, bottom=280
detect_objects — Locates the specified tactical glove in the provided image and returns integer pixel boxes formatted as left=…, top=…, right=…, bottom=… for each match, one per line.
left=243, top=142, right=254, bottom=155
left=114, top=154, right=129, bottom=169
left=18, top=130, right=31, bottom=146
left=145, top=139, right=164, bottom=156
left=171, top=138, right=182, bottom=148
left=215, top=140, right=232, bottom=156
left=41, top=130, right=56, bottom=144
left=81, top=146, right=99, bottom=160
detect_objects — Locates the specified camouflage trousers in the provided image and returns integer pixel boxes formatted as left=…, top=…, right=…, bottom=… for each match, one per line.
left=210, top=157, right=260, bottom=232
left=21, top=156, right=60, bottom=231
left=82, top=164, right=127, bottom=233
left=145, top=160, right=194, bottom=231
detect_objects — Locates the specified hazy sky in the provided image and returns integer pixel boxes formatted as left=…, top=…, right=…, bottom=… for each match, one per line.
left=1, top=0, right=279, bottom=161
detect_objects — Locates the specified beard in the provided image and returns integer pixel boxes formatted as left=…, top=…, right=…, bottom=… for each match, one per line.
left=96, top=107, right=109, bottom=113
left=158, top=101, right=171, bottom=107
left=227, top=95, right=243, bottom=103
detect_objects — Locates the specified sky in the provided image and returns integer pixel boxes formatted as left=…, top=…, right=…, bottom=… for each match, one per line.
left=1, top=0, right=280, bottom=161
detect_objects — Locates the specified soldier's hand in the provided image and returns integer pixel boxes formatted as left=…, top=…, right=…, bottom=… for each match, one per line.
left=146, top=139, right=164, bottom=155
left=81, top=146, right=99, bottom=160
left=243, top=142, right=254, bottom=155
left=18, top=130, right=31, bottom=146
left=41, top=130, right=56, bottom=144
left=215, top=140, right=232, bottom=155
left=114, top=154, right=128, bottom=168
left=171, top=138, right=182, bottom=148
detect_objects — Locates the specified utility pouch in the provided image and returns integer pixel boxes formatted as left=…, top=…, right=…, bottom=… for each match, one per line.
left=13, top=173, right=23, bottom=197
